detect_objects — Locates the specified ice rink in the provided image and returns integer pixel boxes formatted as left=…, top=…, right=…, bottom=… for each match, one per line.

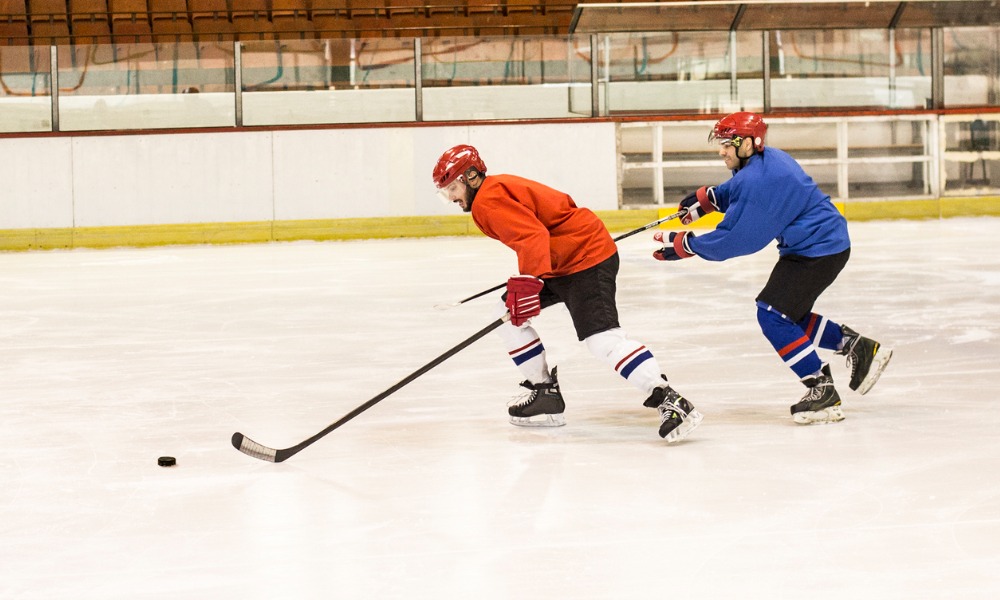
left=2, top=216, right=999, bottom=599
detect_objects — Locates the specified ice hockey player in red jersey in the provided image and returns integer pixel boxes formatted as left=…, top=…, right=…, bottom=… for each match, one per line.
left=433, top=144, right=701, bottom=442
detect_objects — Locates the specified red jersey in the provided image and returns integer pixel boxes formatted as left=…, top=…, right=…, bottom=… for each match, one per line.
left=471, top=174, right=617, bottom=279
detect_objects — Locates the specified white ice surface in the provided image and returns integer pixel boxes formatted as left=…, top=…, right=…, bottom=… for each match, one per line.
left=1, top=217, right=999, bottom=599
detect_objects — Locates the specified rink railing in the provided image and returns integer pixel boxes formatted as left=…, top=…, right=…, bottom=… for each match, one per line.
left=0, top=30, right=998, bottom=205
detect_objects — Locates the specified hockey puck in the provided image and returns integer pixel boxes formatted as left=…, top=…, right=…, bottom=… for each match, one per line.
left=157, top=456, right=177, bottom=467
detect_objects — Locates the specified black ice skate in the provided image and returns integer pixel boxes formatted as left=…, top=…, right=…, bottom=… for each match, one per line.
left=836, top=324, right=893, bottom=395
left=508, top=366, right=566, bottom=427
left=791, top=368, right=845, bottom=424
left=643, top=379, right=703, bottom=443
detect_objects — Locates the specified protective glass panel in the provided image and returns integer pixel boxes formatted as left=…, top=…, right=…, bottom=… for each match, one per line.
left=602, top=31, right=764, bottom=115
left=943, top=27, right=1000, bottom=108
left=770, top=29, right=931, bottom=110
left=420, top=35, right=593, bottom=121
left=241, top=38, right=417, bottom=126
left=0, top=45, right=52, bottom=132
left=56, top=41, right=235, bottom=131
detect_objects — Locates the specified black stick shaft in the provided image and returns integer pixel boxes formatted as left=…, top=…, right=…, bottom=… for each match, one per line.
left=233, top=315, right=508, bottom=462
left=233, top=209, right=689, bottom=462
left=450, top=209, right=686, bottom=306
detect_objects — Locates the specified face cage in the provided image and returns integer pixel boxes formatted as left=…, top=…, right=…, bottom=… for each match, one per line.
left=436, top=175, right=467, bottom=202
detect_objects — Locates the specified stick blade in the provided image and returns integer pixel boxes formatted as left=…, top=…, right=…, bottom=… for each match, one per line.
left=231, top=432, right=279, bottom=463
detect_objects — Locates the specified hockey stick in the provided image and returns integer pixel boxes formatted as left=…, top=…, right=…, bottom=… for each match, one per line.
left=232, top=314, right=510, bottom=463
left=433, top=208, right=688, bottom=310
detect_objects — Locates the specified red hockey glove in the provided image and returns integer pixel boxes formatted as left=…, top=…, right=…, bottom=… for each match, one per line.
left=505, top=275, right=544, bottom=326
left=653, top=231, right=696, bottom=261
left=679, top=186, right=718, bottom=225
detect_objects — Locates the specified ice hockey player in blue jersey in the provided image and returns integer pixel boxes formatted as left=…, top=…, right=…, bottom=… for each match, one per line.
left=652, top=111, right=893, bottom=424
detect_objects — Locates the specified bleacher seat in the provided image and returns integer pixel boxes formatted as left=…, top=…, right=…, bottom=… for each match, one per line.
left=68, top=0, right=108, bottom=22
left=435, top=13, right=508, bottom=35
left=386, top=0, right=426, bottom=18
left=310, top=0, right=348, bottom=18
left=28, top=0, right=68, bottom=23
left=231, top=0, right=274, bottom=40
left=230, top=0, right=268, bottom=20
left=113, top=17, right=152, bottom=42
left=504, top=0, right=534, bottom=14
left=30, top=20, right=71, bottom=44
left=148, top=0, right=186, bottom=21
left=191, top=16, right=233, bottom=40
left=109, top=0, right=149, bottom=23
left=348, top=14, right=390, bottom=36
left=313, top=16, right=355, bottom=38
left=270, top=0, right=308, bottom=17
left=72, top=19, right=112, bottom=43
left=426, top=0, right=466, bottom=18
left=311, top=0, right=353, bottom=39
left=388, top=14, right=432, bottom=37
left=349, top=0, right=382, bottom=18
left=466, top=0, right=502, bottom=16
left=233, top=16, right=274, bottom=40
left=0, top=0, right=27, bottom=22
left=187, top=0, right=225, bottom=21
left=150, top=16, right=192, bottom=41
left=272, top=18, right=315, bottom=39
left=0, top=20, right=28, bottom=44
left=271, top=0, right=316, bottom=40
left=3, top=1, right=41, bottom=50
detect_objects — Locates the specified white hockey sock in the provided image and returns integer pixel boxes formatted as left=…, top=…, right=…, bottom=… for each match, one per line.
left=493, top=299, right=550, bottom=383
left=585, top=328, right=665, bottom=394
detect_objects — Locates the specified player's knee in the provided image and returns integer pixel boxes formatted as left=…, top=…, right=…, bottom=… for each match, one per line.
left=585, top=327, right=627, bottom=360
left=756, top=303, right=793, bottom=335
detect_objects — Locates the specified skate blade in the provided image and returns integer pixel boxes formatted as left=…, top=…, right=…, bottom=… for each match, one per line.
left=792, top=404, right=845, bottom=425
left=510, top=413, right=566, bottom=428
left=663, top=409, right=704, bottom=443
left=857, top=347, right=893, bottom=395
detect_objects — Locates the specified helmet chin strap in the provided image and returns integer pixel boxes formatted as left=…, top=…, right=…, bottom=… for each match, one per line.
left=735, top=141, right=757, bottom=171
left=462, top=168, right=483, bottom=210
left=465, top=168, right=484, bottom=195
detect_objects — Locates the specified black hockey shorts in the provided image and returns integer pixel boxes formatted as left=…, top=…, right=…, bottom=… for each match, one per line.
left=541, top=252, right=621, bottom=341
left=755, top=248, right=851, bottom=322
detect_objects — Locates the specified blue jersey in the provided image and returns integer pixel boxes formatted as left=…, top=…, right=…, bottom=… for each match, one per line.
left=688, top=147, right=850, bottom=261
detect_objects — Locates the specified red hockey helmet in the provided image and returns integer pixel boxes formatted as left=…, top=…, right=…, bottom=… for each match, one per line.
left=432, top=144, right=487, bottom=189
left=710, top=112, right=768, bottom=151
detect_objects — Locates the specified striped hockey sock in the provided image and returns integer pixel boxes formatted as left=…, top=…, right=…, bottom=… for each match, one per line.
left=797, top=312, right=844, bottom=351
left=586, top=328, right=665, bottom=394
left=757, top=303, right=823, bottom=380
left=496, top=324, right=550, bottom=384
